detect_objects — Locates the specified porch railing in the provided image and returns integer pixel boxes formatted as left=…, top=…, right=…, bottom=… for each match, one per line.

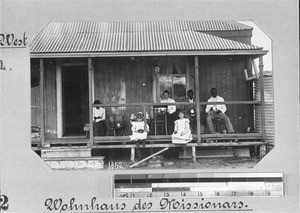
left=87, top=100, right=264, bottom=147
left=35, top=55, right=266, bottom=149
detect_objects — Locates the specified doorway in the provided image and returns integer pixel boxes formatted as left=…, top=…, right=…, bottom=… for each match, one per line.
left=62, top=65, right=89, bottom=136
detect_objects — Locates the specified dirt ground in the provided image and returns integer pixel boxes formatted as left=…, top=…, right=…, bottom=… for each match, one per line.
left=103, top=154, right=261, bottom=170
left=94, top=146, right=261, bottom=170
left=133, top=157, right=260, bottom=170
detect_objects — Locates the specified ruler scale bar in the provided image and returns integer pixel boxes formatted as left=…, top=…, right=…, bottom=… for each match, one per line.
left=114, top=173, right=284, bottom=199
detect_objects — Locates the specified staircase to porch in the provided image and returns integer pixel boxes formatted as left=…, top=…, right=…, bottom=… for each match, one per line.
left=41, top=147, right=105, bottom=170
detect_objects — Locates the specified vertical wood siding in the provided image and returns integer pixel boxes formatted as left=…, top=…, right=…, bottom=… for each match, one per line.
left=31, top=59, right=40, bottom=127
left=94, top=56, right=189, bottom=107
left=31, top=55, right=257, bottom=137
left=199, top=56, right=254, bottom=133
left=44, top=59, right=57, bottom=139
left=94, top=56, right=189, bottom=134
left=31, top=59, right=57, bottom=139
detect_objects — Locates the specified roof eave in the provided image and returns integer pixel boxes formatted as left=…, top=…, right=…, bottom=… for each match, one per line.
left=30, top=49, right=268, bottom=58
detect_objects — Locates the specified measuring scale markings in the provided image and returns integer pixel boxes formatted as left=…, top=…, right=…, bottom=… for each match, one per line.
left=114, top=173, right=283, bottom=198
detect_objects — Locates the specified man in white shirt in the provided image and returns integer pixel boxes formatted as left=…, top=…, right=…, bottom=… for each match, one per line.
left=205, top=88, right=234, bottom=134
left=93, top=100, right=106, bottom=136
left=160, top=90, right=176, bottom=134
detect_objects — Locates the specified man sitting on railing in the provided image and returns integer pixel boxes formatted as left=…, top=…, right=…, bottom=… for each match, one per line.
left=205, top=88, right=234, bottom=134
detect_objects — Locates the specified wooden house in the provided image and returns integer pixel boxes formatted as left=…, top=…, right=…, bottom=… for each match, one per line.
left=30, top=21, right=271, bottom=163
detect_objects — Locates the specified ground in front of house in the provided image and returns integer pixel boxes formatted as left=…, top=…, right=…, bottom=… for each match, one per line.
left=111, top=157, right=260, bottom=170
left=94, top=147, right=261, bottom=170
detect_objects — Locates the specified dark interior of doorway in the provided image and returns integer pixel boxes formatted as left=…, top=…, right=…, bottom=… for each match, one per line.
left=62, top=65, right=89, bottom=136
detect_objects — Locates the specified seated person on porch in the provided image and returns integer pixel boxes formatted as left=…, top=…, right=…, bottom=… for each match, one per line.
left=184, top=89, right=196, bottom=133
left=205, top=88, right=234, bottom=134
left=93, top=100, right=106, bottom=136
left=160, top=90, right=176, bottom=134
left=129, top=112, right=150, bottom=159
left=184, top=89, right=205, bottom=133
left=171, top=110, right=192, bottom=144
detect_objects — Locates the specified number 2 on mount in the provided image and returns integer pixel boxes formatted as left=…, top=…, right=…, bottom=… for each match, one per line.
left=0, top=194, right=9, bottom=211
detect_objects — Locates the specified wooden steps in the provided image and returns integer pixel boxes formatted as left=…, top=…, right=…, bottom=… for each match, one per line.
left=41, top=148, right=105, bottom=170
left=43, top=157, right=105, bottom=170
left=41, top=147, right=91, bottom=158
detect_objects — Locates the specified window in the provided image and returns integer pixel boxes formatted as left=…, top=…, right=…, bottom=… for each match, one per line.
left=157, top=74, right=187, bottom=102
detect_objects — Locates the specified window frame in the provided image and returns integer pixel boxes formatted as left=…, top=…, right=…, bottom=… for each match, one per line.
left=156, top=74, right=187, bottom=102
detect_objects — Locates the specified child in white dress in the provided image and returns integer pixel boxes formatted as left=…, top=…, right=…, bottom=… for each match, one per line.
left=129, top=112, right=149, bottom=159
left=171, top=110, right=193, bottom=144
left=129, top=112, right=149, bottom=141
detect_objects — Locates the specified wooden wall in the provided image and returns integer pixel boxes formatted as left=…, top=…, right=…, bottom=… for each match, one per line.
left=45, top=60, right=57, bottom=138
left=94, top=56, right=188, bottom=108
left=31, top=59, right=57, bottom=139
left=31, top=55, right=255, bottom=137
left=94, top=56, right=189, bottom=134
left=94, top=57, right=151, bottom=115
left=94, top=55, right=254, bottom=134
left=94, top=56, right=189, bottom=105
left=198, top=56, right=254, bottom=133
left=31, top=59, right=40, bottom=127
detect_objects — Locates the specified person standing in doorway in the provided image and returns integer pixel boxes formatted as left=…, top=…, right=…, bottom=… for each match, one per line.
left=205, top=88, right=234, bottom=134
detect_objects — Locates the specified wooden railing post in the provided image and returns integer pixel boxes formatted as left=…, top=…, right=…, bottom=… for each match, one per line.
left=143, top=104, right=147, bottom=129
left=88, top=58, right=94, bottom=147
left=56, top=59, right=63, bottom=138
left=259, top=56, right=266, bottom=142
left=194, top=56, right=201, bottom=144
left=39, top=59, right=45, bottom=148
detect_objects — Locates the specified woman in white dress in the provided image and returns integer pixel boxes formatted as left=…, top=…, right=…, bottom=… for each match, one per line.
left=171, top=110, right=193, bottom=144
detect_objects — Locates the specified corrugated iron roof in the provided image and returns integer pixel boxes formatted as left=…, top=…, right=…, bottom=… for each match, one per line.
left=30, top=21, right=261, bottom=55
left=36, top=20, right=252, bottom=34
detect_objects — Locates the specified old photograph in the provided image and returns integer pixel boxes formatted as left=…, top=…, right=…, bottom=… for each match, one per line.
left=30, top=20, right=273, bottom=170
left=0, top=0, right=298, bottom=212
